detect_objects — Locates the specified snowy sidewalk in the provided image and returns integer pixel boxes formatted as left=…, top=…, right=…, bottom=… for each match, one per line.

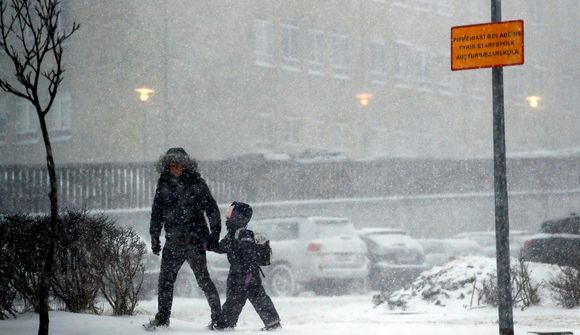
left=1, top=295, right=578, bottom=335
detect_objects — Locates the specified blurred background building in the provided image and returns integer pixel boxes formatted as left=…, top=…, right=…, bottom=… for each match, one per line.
left=0, top=0, right=578, bottom=164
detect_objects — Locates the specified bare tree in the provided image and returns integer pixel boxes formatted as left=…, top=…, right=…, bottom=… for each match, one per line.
left=0, top=1, right=78, bottom=334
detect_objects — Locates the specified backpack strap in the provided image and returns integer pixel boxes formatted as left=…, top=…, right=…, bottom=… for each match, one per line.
left=234, top=227, right=245, bottom=239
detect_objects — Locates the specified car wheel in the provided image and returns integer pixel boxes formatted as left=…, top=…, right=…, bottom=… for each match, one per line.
left=268, top=264, right=297, bottom=296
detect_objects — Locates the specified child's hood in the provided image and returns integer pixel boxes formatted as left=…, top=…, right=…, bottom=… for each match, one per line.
left=226, top=201, right=253, bottom=233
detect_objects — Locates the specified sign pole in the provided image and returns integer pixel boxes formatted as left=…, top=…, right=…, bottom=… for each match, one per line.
left=491, top=1, right=514, bottom=335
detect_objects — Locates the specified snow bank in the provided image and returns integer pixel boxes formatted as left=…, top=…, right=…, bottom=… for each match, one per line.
left=385, top=256, right=566, bottom=312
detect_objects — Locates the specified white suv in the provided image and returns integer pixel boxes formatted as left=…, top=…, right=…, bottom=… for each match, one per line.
left=207, top=216, right=369, bottom=296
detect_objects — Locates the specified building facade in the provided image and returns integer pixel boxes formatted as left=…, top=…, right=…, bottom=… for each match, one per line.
left=0, top=0, right=577, bottom=165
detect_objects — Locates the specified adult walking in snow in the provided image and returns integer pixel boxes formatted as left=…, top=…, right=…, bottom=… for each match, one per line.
left=144, top=147, right=222, bottom=330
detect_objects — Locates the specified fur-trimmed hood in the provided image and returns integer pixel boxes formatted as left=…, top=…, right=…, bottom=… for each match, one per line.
left=155, top=147, right=198, bottom=174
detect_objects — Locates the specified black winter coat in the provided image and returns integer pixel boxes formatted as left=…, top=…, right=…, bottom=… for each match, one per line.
left=215, top=228, right=260, bottom=276
left=149, top=170, right=221, bottom=248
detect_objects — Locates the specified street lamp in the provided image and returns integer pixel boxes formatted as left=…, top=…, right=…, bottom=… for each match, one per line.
left=135, top=87, right=155, bottom=162
left=525, top=96, right=541, bottom=108
left=135, top=87, right=155, bottom=102
left=356, top=93, right=372, bottom=107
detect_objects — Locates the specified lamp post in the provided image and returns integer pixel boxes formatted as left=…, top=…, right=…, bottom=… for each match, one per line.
left=135, top=87, right=155, bottom=161
left=355, top=93, right=372, bottom=156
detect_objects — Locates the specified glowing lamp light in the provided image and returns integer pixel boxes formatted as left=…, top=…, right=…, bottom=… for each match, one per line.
left=356, top=93, right=373, bottom=107
left=526, top=96, right=541, bottom=108
left=135, top=88, right=155, bottom=102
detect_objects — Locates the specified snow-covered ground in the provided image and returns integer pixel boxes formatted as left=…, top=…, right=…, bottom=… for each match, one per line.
left=1, top=295, right=578, bottom=335
left=1, top=257, right=579, bottom=335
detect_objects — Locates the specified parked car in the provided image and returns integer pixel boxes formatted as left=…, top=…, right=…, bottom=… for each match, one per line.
left=357, top=228, right=426, bottom=292
left=418, top=238, right=483, bottom=268
left=521, top=213, right=580, bottom=268
left=453, top=230, right=531, bottom=257
left=207, top=216, right=369, bottom=296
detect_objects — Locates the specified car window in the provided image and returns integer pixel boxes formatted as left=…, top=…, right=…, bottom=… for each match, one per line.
left=540, top=218, right=579, bottom=234
left=420, top=240, right=445, bottom=253
left=313, top=220, right=357, bottom=238
left=251, top=221, right=299, bottom=241
left=364, top=233, right=413, bottom=247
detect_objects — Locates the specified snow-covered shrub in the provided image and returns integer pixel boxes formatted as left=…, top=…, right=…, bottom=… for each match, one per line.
left=0, top=211, right=146, bottom=316
left=0, top=218, right=18, bottom=319
left=512, top=256, right=541, bottom=309
left=549, top=266, right=580, bottom=308
left=0, top=213, right=49, bottom=313
left=51, top=211, right=115, bottom=313
left=478, top=274, right=498, bottom=307
left=478, top=257, right=541, bottom=310
left=98, top=225, right=145, bottom=316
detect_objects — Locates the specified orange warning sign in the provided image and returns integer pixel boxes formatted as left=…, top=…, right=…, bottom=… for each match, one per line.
left=451, top=20, right=524, bottom=71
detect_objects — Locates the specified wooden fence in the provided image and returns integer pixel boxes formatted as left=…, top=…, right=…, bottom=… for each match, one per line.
left=1, top=155, right=579, bottom=213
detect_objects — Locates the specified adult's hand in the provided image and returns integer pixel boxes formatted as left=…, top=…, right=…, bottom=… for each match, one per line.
left=152, top=239, right=161, bottom=255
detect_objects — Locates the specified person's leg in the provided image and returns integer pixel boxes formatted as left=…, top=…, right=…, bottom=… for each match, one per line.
left=218, top=273, right=248, bottom=328
left=156, top=246, right=185, bottom=323
left=247, top=278, right=281, bottom=329
left=187, top=248, right=222, bottom=323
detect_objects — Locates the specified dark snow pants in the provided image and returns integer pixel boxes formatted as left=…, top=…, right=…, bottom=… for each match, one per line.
left=220, top=272, right=280, bottom=328
left=156, top=243, right=221, bottom=322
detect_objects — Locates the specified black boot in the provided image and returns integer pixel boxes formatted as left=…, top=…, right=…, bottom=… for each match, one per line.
left=143, top=315, right=170, bottom=331
left=261, top=322, right=282, bottom=331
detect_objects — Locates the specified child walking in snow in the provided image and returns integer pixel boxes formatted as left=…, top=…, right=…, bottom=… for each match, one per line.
left=213, top=201, right=281, bottom=331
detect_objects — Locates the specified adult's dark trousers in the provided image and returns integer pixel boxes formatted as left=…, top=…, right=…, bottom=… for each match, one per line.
left=220, top=273, right=280, bottom=328
left=156, top=244, right=221, bottom=322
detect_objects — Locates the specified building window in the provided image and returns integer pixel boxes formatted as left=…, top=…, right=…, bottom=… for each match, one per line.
left=369, top=126, right=387, bottom=156
left=48, top=91, right=72, bottom=139
left=369, top=37, right=387, bottom=84
left=393, top=40, right=412, bottom=87
left=438, top=51, right=452, bottom=95
left=330, top=31, right=351, bottom=80
left=256, top=112, right=274, bottom=147
left=438, top=0, right=452, bottom=16
left=308, top=29, right=325, bottom=75
left=59, top=2, right=71, bottom=45
left=255, top=20, right=274, bottom=67
left=281, top=20, right=300, bottom=71
left=558, top=0, right=574, bottom=40
left=416, top=46, right=431, bottom=91
left=280, top=115, right=300, bottom=147
left=333, top=121, right=349, bottom=151
left=15, top=99, right=38, bottom=143
left=529, top=1, right=545, bottom=26
left=308, top=116, right=325, bottom=147
left=0, top=97, right=6, bottom=145
left=561, top=71, right=574, bottom=110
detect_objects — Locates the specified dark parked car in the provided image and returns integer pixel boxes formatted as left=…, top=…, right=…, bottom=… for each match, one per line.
left=521, top=213, right=580, bottom=268
left=358, top=228, right=426, bottom=292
